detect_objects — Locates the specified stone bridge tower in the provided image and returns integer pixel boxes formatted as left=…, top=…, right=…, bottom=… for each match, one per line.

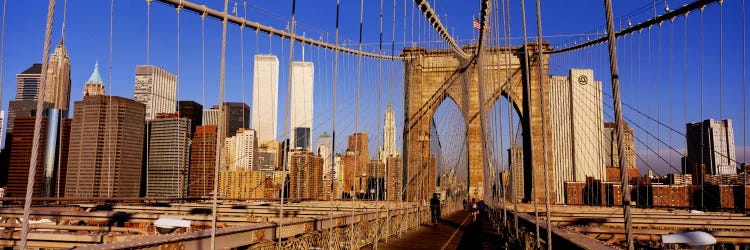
left=401, top=44, right=555, bottom=204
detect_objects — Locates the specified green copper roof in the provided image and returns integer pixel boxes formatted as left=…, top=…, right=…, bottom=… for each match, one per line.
left=87, top=61, right=103, bottom=84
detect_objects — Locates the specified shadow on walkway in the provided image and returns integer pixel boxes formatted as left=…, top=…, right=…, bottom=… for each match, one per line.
left=366, top=210, right=506, bottom=250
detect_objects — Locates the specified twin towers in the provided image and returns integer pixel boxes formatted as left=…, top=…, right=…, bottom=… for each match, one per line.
left=253, top=55, right=313, bottom=148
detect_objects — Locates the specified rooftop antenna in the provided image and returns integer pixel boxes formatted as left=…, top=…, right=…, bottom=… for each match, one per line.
left=302, top=32, right=306, bottom=61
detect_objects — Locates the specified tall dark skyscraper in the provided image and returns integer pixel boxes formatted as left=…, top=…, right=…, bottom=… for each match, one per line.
left=189, top=125, right=218, bottom=198
left=6, top=111, right=71, bottom=198
left=66, top=95, right=145, bottom=198
left=211, top=102, right=249, bottom=138
left=685, top=119, right=737, bottom=176
left=178, top=100, right=203, bottom=138
left=145, top=114, right=191, bottom=198
left=294, top=127, right=311, bottom=149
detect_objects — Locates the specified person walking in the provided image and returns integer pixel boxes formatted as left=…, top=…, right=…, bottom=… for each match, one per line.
left=430, top=193, right=441, bottom=225
left=470, top=198, right=478, bottom=222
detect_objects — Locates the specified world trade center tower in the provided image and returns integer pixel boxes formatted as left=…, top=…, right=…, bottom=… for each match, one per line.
left=253, top=55, right=279, bottom=143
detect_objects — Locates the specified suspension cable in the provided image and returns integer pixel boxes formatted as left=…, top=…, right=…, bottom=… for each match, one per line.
left=502, top=0, right=519, bottom=241
left=210, top=0, right=230, bottom=249
left=200, top=7, right=207, bottom=197
left=518, top=0, right=541, bottom=247
left=327, top=0, right=340, bottom=247
left=20, top=0, right=56, bottom=248
left=0, top=0, right=5, bottom=117
left=532, top=0, right=553, bottom=248
left=742, top=0, right=747, bottom=215
left=603, top=0, right=634, bottom=248
left=278, top=0, right=296, bottom=246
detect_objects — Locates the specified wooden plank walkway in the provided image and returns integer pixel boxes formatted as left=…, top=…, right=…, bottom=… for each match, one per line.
left=364, top=210, right=506, bottom=250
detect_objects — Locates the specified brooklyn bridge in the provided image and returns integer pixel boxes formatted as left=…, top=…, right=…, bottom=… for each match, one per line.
left=0, top=0, right=747, bottom=249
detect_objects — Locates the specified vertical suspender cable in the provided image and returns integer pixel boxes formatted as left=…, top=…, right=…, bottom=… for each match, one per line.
left=718, top=1, right=723, bottom=119
left=742, top=0, right=747, bottom=215
left=699, top=7, right=704, bottom=210
left=20, top=0, right=56, bottom=248
left=176, top=2, right=182, bottom=198
left=518, top=0, right=541, bottom=247
left=147, top=0, right=151, bottom=65
left=352, top=0, right=364, bottom=242
left=211, top=0, right=230, bottom=249
left=503, top=0, right=520, bottom=241
left=376, top=0, right=383, bottom=204
left=279, top=0, right=296, bottom=246
left=200, top=10, right=206, bottom=198
left=669, top=18, right=674, bottom=172
left=107, top=0, right=114, bottom=199
left=241, top=1, right=246, bottom=138
left=328, top=0, right=340, bottom=247
left=603, top=0, right=634, bottom=249
left=683, top=14, right=687, bottom=164
left=0, top=0, right=5, bottom=126
left=532, top=0, right=553, bottom=248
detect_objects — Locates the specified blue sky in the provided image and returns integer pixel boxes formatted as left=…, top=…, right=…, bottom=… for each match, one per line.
left=0, top=0, right=747, bottom=177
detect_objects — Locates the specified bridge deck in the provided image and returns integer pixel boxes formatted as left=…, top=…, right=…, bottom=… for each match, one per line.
left=365, top=210, right=504, bottom=250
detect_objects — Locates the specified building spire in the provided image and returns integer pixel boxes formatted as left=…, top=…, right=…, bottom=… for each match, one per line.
left=83, top=61, right=106, bottom=96
left=87, top=61, right=103, bottom=84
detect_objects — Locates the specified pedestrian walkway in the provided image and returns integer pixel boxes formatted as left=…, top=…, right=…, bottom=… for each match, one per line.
left=365, top=210, right=506, bottom=250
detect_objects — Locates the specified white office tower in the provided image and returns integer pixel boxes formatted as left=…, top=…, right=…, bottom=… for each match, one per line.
left=134, top=65, right=177, bottom=119
left=289, top=61, right=314, bottom=150
left=253, top=55, right=279, bottom=143
left=203, top=108, right=220, bottom=126
left=380, top=104, right=399, bottom=163
left=549, top=69, right=605, bottom=204
left=317, top=132, right=333, bottom=178
left=686, top=119, right=737, bottom=175
left=224, top=128, right=258, bottom=170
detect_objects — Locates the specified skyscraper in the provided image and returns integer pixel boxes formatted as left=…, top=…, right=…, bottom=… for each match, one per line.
left=203, top=108, right=220, bottom=126
left=65, top=95, right=145, bottom=198
left=44, top=40, right=71, bottom=111
left=134, top=65, right=177, bottom=120
left=177, top=100, right=203, bottom=138
left=189, top=125, right=218, bottom=198
left=145, top=114, right=191, bottom=198
left=602, top=121, right=638, bottom=182
left=317, top=132, right=333, bottom=178
left=257, top=140, right=281, bottom=171
left=225, top=128, right=258, bottom=170
left=288, top=149, right=323, bottom=201
left=7, top=100, right=52, bottom=135
left=7, top=112, right=71, bottom=198
left=83, top=62, right=105, bottom=97
left=218, top=169, right=265, bottom=199
left=385, top=156, right=403, bottom=201
left=252, top=55, right=279, bottom=143
left=294, top=127, right=311, bottom=149
left=548, top=69, right=605, bottom=203
left=686, top=119, right=737, bottom=175
left=290, top=61, right=314, bottom=150
left=208, top=102, right=250, bottom=138
left=508, top=145, right=524, bottom=203
left=343, top=132, right=370, bottom=197
left=380, top=104, right=399, bottom=163
left=15, top=63, right=42, bottom=101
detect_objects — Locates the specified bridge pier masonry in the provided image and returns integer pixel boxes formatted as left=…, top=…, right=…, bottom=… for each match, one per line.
left=401, top=44, right=555, bottom=204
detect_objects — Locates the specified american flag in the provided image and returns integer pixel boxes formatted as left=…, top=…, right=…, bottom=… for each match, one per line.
left=473, top=17, right=490, bottom=32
